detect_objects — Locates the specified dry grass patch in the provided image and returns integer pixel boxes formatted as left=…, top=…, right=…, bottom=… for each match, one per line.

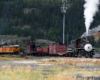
left=0, top=65, right=99, bottom=80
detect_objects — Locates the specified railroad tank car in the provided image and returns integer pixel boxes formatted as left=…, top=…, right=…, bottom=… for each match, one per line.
left=67, top=38, right=95, bottom=58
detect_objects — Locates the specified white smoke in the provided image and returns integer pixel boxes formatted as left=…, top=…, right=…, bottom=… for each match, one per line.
left=81, top=25, right=100, bottom=38
left=84, top=0, right=99, bottom=36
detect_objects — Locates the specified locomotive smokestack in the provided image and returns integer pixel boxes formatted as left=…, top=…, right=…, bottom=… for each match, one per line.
left=86, top=29, right=88, bottom=41
left=86, top=36, right=87, bottom=41
left=86, top=28, right=90, bottom=42
left=86, top=36, right=89, bottom=43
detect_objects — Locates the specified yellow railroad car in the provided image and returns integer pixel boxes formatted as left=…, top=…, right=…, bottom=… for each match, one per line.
left=13, top=45, right=20, bottom=53
left=2, top=47, right=6, bottom=53
left=0, top=45, right=20, bottom=54
left=0, top=47, right=2, bottom=53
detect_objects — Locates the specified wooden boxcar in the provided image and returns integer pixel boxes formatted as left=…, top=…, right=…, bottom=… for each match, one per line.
left=36, top=48, right=42, bottom=53
left=42, top=48, right=49, bottom=53
left=26, top=42, right=35, bottom=54
left=26, top=42, right=67, bottom=56
left=49, top=43, right=67, bottom=55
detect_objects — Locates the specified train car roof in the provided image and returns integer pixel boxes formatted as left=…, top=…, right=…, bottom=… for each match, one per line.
left=2, top=45, right=20, bottom=47
left=13, top=45, right=20, bottom=47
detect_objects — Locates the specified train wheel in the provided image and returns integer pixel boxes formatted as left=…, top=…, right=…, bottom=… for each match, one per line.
left=90, top=55, right=93, bottom=58
left=89, top=54, right=93, bottom=58
left=69, top=53, right=72, bottom=57
left=78, top=53, right=82, bottom=58
left=85, top=54, right=90, bottom=58
left=72, top=53, right=75, bottom=57
left=78, top=51, right=82, bottom=58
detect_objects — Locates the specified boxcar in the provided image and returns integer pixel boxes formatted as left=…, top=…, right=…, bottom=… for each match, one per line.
left=36, top=48, right=42, bottom=53
left=26, top=42, right=67, bottom=56
left=26, top=42, right=35, bottom=54
left=42, top=48, right=49, bottom=53
left=49, top=43, right=67, bottom=55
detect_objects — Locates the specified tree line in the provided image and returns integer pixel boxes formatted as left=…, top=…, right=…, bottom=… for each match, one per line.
left=0, top=0, right=100, bottom=47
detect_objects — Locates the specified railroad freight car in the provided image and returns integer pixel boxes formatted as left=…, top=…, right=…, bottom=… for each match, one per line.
left=36, top=48, right=49, bottom=55
left=0, top=45, right=20, bottom=54
left=26, top=42, right=67, bottom=56
left=26, top=42, right=38, bottom=54
left=26, top=42, right=49, bottom=55
left=49, top=43, right=67, bottom=56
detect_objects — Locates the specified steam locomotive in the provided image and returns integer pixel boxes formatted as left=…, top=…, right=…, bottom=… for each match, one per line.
left=67, top=37, right=95, bottom=58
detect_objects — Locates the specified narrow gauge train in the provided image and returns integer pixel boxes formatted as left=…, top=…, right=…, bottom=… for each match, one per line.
left=0, top=45, right=20, bottom=54
left=26, top=42, right=67, bottom=56
left=26, top=38, right=95, bottom=58
left=67, top=38, right=95, bottom=58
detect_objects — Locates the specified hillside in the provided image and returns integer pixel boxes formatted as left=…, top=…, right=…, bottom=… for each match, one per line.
left=0, top=35, right=29, bottom=45
left=94, top=32, right=100, bottom=41
left=0, top=0, right=100, bottom=45
left=34, top=39, right=55, bottom=47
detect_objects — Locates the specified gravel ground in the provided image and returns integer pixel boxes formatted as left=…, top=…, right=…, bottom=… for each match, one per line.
left=0, top=57, right=100, bottom=71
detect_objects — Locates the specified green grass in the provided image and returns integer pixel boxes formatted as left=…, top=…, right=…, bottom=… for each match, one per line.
left=0, top=57, right=26, bottom=61
left=0, top=53, right=27, bottom=61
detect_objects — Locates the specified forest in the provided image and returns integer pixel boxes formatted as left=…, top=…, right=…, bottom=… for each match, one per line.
left=0, top=0, right=100, bottom=46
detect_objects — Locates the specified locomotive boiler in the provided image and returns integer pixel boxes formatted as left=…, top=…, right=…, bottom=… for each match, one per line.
left=67, top=37, right=95, bottom=58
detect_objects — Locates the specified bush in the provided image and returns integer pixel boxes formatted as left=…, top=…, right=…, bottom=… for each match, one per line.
left=20, top=46, right=26, bottom=52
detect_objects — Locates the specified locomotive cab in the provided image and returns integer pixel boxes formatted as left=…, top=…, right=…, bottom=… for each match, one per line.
left=75, top=38, right=87, bottom=48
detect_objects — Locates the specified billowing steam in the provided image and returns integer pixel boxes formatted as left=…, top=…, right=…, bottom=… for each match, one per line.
left=84, top=0, right=99, bottom=36
left=81, top=25, right=100, bottom=38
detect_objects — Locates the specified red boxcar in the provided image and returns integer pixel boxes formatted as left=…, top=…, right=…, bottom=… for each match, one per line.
left=42, top=48, right=49, bottom=53
left=26, top=42, right=35, bottom=54
left=36, top=48, right=49, bottom=54
left=49, top=44, right=54, bottom=54
left=36, top=48, right=42, bottom=53
left=26, top=42, right=67, bottom=56
left=49, top=43, right=67, bottom=55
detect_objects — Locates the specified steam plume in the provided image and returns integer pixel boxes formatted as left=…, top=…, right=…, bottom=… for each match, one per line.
left=84, top=0, right=99, bottom=36
left=81, top=25, right=100, bottom=38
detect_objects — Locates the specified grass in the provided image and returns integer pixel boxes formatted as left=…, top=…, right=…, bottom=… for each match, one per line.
left=0, top=57, right=26, bottom=61
left=0, top=54, right=100, bottom=80
left=0, top=56, right=100, bottom=80
left=0, top=54, right=27, bottom=61
left=0, top=65, right=100, bottom=80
